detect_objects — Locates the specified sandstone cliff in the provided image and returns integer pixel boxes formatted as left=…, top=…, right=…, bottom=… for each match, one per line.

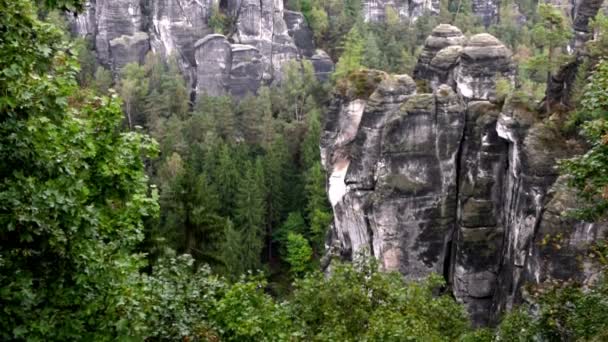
left=70, top=0, right=333, bottom=98
left=321, top=24, right=608, bottom=325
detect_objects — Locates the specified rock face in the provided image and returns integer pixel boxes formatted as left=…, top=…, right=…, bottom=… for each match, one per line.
left=322, top=26, right=608, bottom=326
left=71, top=0, right=333, bottom=98
left=362, top=0, right=440, bottom=22
left=414, top=25, right=515, bottom=102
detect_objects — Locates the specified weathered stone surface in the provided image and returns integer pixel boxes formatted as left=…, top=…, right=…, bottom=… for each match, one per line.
left=194, top=34, right=232, bottom=97
left=284, top=10, right=315, bottom=57
left=233, top=0, right=299, bottom=81
left=109, top=32, right=151, bottom=69
left=472, top=0, right=499, bottom=26
left=323, top=81, right=465, bottom=279
left=414, top=24, right=466, bottom=90
left=362, top=0, right=408, bottom=22
left=323, top=25, right=603, bottom=327
left=150, top=0, right=213, bottom=69
left=453, top=101, right=507, bottom=326
left=72, top=0, right=333, bottom=98
left=455, top=33, right=514, bottom=101
left=228, top=44, right=264, bottom=97
left=310, top=50, right=335, bottom=82
left=415, top=28, right=515, bottom=100
left=85, top=0, right=147, bottom=68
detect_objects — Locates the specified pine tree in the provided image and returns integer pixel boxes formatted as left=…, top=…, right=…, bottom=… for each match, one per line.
left=234, top=159, right=267, bottom=272
left=158, top=157, right=227, bottom=266
left=334, top=25, right=365, bottom=80
left=529, top=4, right=572, bottom=111
left=362, top=31, right=384, bottom=70
left=304, top=163, right=332, bottom=251
left=215, top=142, right=241, bottom=217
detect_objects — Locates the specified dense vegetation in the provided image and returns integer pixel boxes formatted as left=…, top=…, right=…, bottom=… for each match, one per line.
left=1, top=0, right=608, bottom=340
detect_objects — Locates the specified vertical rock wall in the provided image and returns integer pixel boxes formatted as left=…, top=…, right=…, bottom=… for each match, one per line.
left=322, top=25, right=608, bottom=326
left=71, top=0, right=334, bottom=98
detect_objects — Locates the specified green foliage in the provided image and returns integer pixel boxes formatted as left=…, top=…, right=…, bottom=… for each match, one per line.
left=495, top=77, right=514, bottom=104
left=279, top=60, right=321, bottom=122
left=286, top=235, right=314, bottom=279
left=145, top=254, right=222, bottom=340
left=494, top=275, right=608, bottom=341
left=93, top=66, right=113, bottom=95
left=210, top=276, right=293, bottom=341
left=333, top=25, right=365, bottom=80
left=288, top=258, right=471, bottom=341
left=274, top=211, right=307, bottom=257
left=0, top=0, right=158, bottom=339
left=208, top=3, right=230, bottom=34
left=234, top=159, right=267, bottom=273
left=527, top=4, right=572, bottom=87
left=588, top=13, right=608, bottom=58
left=560, top=60, right=608, bottom=220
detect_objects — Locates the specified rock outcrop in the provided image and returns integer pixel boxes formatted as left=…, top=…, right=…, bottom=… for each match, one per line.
left=322, top=26, right=607, bottom=326
left=71, top=0, right=333, bottom=98
left=414, top=25, right=514, bottom=101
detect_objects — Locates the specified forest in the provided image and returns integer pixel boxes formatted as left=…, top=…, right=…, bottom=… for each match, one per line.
left=1, top=0, right=608, bottom=340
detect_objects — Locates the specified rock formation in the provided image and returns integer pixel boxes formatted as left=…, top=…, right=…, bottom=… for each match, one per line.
left=70, top=0, right=333, bottom=98
left=546, top=0, right=605, bottom=109
left=322, top=25, right=608, bottom=326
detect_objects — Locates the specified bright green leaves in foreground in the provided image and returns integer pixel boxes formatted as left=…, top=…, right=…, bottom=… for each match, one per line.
left=288, top=258, right=470, bottom=341
left=145, top=255, right=471, bottom=341
left=0, top=0, right=157, bottom=339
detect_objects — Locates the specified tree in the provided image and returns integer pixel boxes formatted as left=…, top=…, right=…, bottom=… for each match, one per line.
left=288, top=258, right=471, bottom=341
left=194, top=95, right=236, bottom=141
left=263, top=135, right=291, bottom=236
left=93, top=66, right=113, bottom=95
left=0, top=0, right=158, bottom=338
left=304, top=163, right=332, bottom=251
left=234, top=159, right=267, bottom=272
left=560, top=60, right=608, bottom=220
left=158, top=159, right=227, bottom=266
left=280, top=60, right=319, bottom=122
left=285, top=232, right=313, bottom=276
left=333, top=25, right=365, bottom=80
left=362, top=31, right=385, bottom=70
left=118, top=62, right=149, bottom=128
left=214, top=142, right=241, bottom=217
left=528, top=4, right=572, bottom=110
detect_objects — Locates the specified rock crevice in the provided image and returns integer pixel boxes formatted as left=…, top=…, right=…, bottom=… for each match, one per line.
left=71, top=0, right=334, bottom=98
left=322, top=25, right=607, bottom=326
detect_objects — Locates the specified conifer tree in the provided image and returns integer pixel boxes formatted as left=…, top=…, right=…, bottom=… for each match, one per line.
left=215, top=142, right=241, bottom=217
left=334, top=25, right=365, bottom=80
left=234, top=159, right=267, bottom=271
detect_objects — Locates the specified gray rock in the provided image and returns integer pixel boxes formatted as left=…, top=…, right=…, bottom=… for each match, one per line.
left=228, top=44, right=264, bottom=97
left=284, top=10, right=315, bottom=57
left=194, top=34, right=232, bottom=97
left=472, top=0, right=499, bottom=26
left=72, top=0, right=327, bottom=98
left=310, top=50, right=335, bottom=82
left=109, top=32, right=150, bottom=69
left=455, top=33, right=514, bottom=101
left=92, top=0, right=147, bottom=67
left=362, top=0, right=409, bottom=22
left=323, top=81, right=465, bottom=279
left=414, top=24, right=466, bottom=90
left=150, top=0, right=213, bottom=68
left=323, top=26, right=603, bottom=327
